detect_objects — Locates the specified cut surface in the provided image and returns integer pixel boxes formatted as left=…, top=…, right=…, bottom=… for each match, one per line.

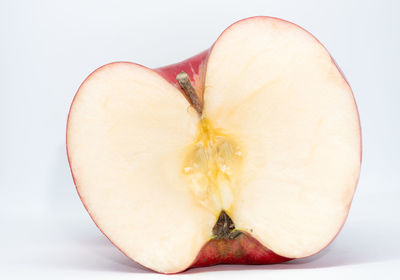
left=203, top=17, right=361, bottom=258
left=68, top=16, right=361, bottom=274
left=67, top=63, right=216, bottom=273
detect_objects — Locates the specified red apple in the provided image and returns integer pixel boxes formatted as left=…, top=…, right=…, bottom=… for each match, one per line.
left=67, top=16, right=361, bottom=273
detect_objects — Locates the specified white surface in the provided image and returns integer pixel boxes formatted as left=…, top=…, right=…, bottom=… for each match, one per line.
left=0, top=0, right=399, bottom=279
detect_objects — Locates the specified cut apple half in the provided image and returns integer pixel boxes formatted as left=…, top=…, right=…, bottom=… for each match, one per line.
left=67, top=16, right=361, bottom=273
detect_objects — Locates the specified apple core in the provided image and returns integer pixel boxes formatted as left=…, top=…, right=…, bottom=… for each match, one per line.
left=182, top=118, right=243, bottom=216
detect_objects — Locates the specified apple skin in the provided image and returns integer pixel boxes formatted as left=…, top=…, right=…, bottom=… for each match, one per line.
left=191, top=233, right=291, bottom=269
left=67, top=16, right=362, bottom=273
left=155, top=49, right=209, bottom=102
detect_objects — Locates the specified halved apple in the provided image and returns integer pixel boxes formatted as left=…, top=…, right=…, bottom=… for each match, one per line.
left=67, top=16, right=361, bottom=273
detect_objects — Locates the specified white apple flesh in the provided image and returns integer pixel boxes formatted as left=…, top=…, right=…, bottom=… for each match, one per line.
left=67, top=17, right=361, bottom=273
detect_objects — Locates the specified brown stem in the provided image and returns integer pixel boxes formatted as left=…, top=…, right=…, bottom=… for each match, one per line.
left=176, top=71, right=202, bottom=115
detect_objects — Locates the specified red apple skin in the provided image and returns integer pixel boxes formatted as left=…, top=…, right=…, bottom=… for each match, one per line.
left=67, top=16, right=361, bottom=273
left=155, top=49, right=209, bottom=102
left=190, top=233, right=291, bottom=269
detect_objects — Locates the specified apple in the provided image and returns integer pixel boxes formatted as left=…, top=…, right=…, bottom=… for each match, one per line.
left=67, top=16, right=361, bottom=273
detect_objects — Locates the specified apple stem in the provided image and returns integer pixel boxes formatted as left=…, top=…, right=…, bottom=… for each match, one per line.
left=176, top=71, right=203, bottom=115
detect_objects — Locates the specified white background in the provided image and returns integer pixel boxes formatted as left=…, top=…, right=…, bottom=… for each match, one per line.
left=1, top=0, right=399, bottom=279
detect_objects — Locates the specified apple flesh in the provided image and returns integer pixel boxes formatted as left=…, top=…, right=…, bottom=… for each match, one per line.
left=67, top=16, right=361, bottom=273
